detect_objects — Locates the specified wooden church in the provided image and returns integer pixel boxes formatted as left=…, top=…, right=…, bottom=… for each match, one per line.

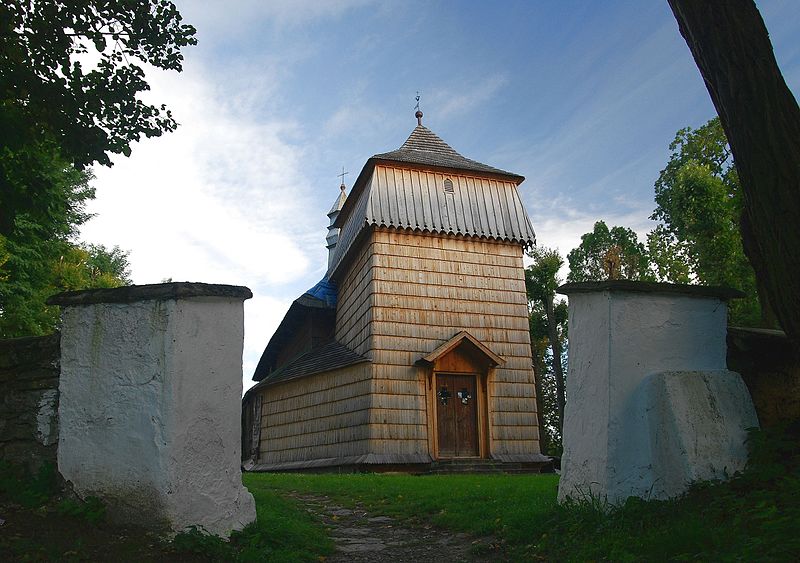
left=242, top=110, right=548, bottom=471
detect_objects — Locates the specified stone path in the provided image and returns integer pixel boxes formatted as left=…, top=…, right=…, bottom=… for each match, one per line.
left=287, top=492, right=503, bottom=562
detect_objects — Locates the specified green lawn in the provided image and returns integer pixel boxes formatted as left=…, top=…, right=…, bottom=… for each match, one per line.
left=245, top=472, right=559, bottom=553
left=246, top=425, right=800, bottom=561
left=247, top=454, right=800, bottom=562
left=3, top=425, right=797, bottom=561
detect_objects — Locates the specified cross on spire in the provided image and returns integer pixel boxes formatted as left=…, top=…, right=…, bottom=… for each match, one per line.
left=337, top=167, right=348, bottom=190
left=414, top=91, right=423, bottom=126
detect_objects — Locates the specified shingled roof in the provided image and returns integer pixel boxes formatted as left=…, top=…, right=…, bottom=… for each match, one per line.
left=372, top=125, right=524, bottom=182
left=327, top=122, right=536, bottom=277
left=251, top=340, right=368, bottom=389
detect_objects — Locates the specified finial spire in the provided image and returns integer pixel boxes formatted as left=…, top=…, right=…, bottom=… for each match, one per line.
left=337, top=167, right=348, bottom=191
left=415, top=91, right=423, bottom=126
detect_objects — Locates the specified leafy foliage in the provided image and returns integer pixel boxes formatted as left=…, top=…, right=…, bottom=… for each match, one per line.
left=652, top=117, right=762, bottom=325
left=565, top=119, right=764, bottom=327
left=0, top=461, right=59, bottom=508
left=527, top=301, right=567, bottom=454
left=0, top=1, right=184, bottom=337
left=567, top=220, right=653, bottom=282
left=525, top=246, right=567, bottom=454
left=168, top=526, right=231, bottom=559
left=56, top=496, right=106, bottom=525
left=0, top=229, right=132, bottom=337
left=0, top=0, right=197, bottom=168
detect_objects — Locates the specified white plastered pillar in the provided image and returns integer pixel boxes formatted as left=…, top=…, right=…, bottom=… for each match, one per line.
left=557, top=281, right=758, bottom=505
left=50, top=282, right=257, bottom=536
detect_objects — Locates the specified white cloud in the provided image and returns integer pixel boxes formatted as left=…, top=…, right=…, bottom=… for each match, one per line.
left=79, top=59, right=321, bottom=394
left=179, top=0, right=378, bottom=36
left=431, top=74, right=509, bottom=121
left=527, top=194, right=657, bottom=282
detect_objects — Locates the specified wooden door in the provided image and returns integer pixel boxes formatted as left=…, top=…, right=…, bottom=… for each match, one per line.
left=436, top=374, right=479, bottom=457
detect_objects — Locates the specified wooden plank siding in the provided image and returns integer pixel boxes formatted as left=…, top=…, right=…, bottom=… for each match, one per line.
left=335, top=238, right=375, bottom=357
left=367, top=227, right=540, bottom=460
left=253, top=167, right=540, bottom=467
left=256, top=362, right=372, bottom=465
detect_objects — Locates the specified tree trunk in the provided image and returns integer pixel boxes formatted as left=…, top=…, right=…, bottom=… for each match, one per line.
left=668, top=0, right=800, bottom=345
left=530, top=346, right=550, bottom=455
left=545, top=296, right=566, bottom=434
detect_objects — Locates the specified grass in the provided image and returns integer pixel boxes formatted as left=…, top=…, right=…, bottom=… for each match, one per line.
left=0, top=462, right=333, bottom=562
left=3, top=424, right=798, bottom=560
left=245, top=471, right=559, bottom=554
left=246, top=424, right=800, bottom=561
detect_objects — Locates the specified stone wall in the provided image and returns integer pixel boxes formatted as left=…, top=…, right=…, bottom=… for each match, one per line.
left=0, top=333, right=60, bottom=472
left=728, top=327, right=800, bottom=427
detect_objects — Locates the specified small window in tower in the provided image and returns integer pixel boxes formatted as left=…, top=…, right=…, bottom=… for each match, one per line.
left=444, top=178, right=454, bottom=193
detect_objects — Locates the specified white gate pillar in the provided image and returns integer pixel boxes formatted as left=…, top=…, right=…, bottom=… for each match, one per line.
left=49, top=282, right=256, bottom=536
left=557, top=281, right=758, bottom=505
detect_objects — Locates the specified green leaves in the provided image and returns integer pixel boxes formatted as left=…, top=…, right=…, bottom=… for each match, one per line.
left=652, top=117, right=761, bottom=326
left=525, top=246, right=563, bottom=302
left=564, top=118, right=763, bottom=327
left=0, top=1, right=183, bottom=337
left=566, top=220, right=653, bottom=283
left=0, top=0, right=196, bottom=167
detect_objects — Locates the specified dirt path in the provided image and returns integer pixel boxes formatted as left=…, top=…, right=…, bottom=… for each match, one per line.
left=287, top=493, right=504, bottom=562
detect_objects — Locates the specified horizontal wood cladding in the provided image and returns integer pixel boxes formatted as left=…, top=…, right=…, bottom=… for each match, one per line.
left=370, top=438, right=429, bottom=456
left=373, top=254, right=524, bottom=282
left=335, top=234, right=375, bottom=356
left=374, top=228, right=525, bottom=257
left=491, top=439, right=539, bottom=455
left=490, top=411, right=538, bottom=426
left=372, top=294, right=529, bottom=321
left=372, top=331, right=530, bottom=351
left=372, top=266, right=525, bottom=292
left=372, top=377, right=425, bottom=395
left=370, top=407, right=427, bottom=425
left=254, top=220, right=542, bottom=466
left=370, top=338, right=533, bottom=360
left=372, top=392, right=426, bottom=411
left=491, top=383, right=536, bottom=398
left=373, top=280, right=526, bottom=306
left=260, top=424, right=370, bottom=451
left=263, top=363, right=371, bottom=402
left=491, top=398, right=537, bottom=417
left=264, top=409, right=371, bottom=440
left=371, top=240, right=523, bottom=267
left=370, top=423, right=428, bottom=440
left=256, top=364, right=373, bottom=464
left=260, top=440, right=372, bottom=464
left=491, top=424, right=539, bottom=441
left=372, top=319, right=529, bottom=349
left=264, top=394, right=370, bottom=424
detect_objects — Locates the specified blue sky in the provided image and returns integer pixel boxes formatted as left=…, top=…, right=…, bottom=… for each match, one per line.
left=78, top=1, right=800, bottom=392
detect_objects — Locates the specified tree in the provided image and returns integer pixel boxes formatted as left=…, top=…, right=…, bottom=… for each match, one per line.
left=567, top=221, right=653, bottom=282
left=668, top=0, right=800, bottom=344
left=0, top=238, right=131, bottom=338
left=0, top=1, right=192, bottom=337
left=526, top=246, right=568, bottom=453
left=0, top=0, right=197, bottom=168
left=646, top=225, right=691, bottom=284
left=1, top=0, right=196, bottom=239
left=652, top=117, right=763, bottom=326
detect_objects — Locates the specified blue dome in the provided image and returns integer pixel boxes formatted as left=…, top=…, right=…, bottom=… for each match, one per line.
left=305, top=277, right=337, bottom=307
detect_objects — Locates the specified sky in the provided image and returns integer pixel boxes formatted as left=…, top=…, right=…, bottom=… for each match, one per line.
left=77, top=0, right=800, bottom=393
